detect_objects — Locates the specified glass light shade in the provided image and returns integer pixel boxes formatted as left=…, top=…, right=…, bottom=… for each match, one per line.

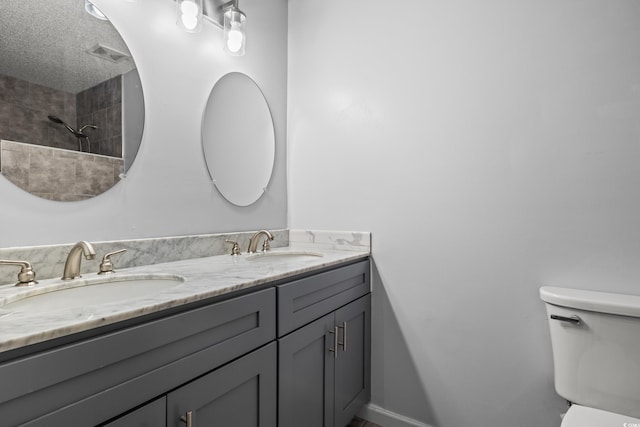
left=223, top=8, right=246, bottom=56
left=177, top=0, right=203, bottom=33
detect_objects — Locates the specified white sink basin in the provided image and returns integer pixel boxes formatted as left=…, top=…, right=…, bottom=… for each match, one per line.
left=1, top=274, right=184, bottom=312
left=246, top=251, right=324, bottom=262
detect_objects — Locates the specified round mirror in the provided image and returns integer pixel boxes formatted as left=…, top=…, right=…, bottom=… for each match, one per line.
left=202, top=73, right=275, bottom=206
left=0, top=0, right=144, bottom=201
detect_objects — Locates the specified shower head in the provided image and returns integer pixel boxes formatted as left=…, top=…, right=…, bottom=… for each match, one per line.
left=47, top=115, right=85, bottom=139
left=47, top=115, right=64, bottom=124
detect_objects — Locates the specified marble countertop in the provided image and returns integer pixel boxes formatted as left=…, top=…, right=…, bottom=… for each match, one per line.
left=0, top=243, right=369, bottom=354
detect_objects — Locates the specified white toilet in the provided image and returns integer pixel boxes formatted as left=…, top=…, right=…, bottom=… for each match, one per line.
left=540, top=286, right=640, bottom=426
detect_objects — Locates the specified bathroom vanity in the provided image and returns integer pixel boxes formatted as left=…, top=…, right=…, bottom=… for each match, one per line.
left=0, top=241, right=370, bottom=427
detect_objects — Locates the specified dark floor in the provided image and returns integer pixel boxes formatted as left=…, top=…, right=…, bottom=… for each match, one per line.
left=348, top=416, right=383, bottom=427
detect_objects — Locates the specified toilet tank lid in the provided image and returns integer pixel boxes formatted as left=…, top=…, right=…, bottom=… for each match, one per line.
left=540, top=286, right=640, bottom=318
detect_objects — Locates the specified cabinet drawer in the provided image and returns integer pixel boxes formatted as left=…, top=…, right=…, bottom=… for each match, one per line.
left=0, top=288, right=276, bottom=427
left=277, top=260, right=369, bottom=336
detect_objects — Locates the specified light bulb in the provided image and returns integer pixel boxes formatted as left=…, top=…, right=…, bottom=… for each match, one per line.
left=180, top=0, right=198, bottom=16
left=177, top=0, right=202, bottom=32
left=223, top=8, right=246, bottom=56
left=226, top=28, right=244, bottom=53
left=182, top=15, right=198, bottom=30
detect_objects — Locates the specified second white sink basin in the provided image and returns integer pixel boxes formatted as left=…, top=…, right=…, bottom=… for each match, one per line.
left=246, top=251, right=324, bottom=262
left=1, top=274, right=184, bottom=312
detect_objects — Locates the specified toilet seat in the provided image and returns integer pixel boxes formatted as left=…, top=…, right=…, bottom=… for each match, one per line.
left=562, top=404, right=640, bottom=426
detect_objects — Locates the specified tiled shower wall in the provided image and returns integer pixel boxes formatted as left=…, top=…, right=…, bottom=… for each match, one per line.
left=76, top=76, right=123, bottom=158
left=0, top=74, right=77, bottom=151
left=0, top=140, right=123, bottom=202
left=0, top=74, right=122, bottom=157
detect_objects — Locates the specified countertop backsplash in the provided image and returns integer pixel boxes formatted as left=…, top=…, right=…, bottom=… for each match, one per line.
left=289, top=229, right=371, bottom=251
left=0, top=230, right=289, bottom=285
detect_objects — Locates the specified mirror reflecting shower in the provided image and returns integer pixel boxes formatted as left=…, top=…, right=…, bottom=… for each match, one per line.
left=0, top=0, right=145, bottom=201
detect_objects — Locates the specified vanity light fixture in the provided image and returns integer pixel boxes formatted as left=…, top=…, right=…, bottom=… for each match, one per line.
left=177, top=0, right=204, bottom=33
left=177, top=0, right=247, bottom=55
left=221, top=0, right=246, bottom=56
left=84, top=0, right=108, bottom=20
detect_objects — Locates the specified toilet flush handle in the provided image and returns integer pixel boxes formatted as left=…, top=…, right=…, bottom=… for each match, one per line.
left=550, top=314, right=581, bottom=326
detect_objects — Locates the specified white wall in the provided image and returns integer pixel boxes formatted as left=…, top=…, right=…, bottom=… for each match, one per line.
left=288, top=1, right=640, bottom=426
left=0, top=0, right=288, bottom=247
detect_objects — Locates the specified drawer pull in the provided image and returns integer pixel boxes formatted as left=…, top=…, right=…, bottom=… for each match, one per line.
left=180, top=411, right=193, bottom=427
left=550, top=314, right=581, bottom=326
left=338, top=321, right=347, bottom=352
left=328, top=326, right=339, bottom=359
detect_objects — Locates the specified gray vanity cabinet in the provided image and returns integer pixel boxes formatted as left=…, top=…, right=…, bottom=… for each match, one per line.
left=277, top=260, right=371, bottom=427
left=0, top=258, right=370, bottom=427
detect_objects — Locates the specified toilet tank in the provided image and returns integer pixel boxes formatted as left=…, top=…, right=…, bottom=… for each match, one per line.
left=540, top=286, right=640, bottom=419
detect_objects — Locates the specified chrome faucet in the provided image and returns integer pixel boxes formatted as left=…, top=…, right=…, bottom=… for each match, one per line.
left=62, top=241, right=96, bottom=280
left=247, top=230, right=274, bottom=253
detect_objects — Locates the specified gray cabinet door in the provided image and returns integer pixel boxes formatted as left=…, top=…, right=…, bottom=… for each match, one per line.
left=102, top=397, right=166, bottom=427
left=278, top=294, right=371, bottom=427
left=334, top=294, right=371, bottom=427
left=278, top=312, right=335, bottom=427
left=167, top=342, right=277, bottom=427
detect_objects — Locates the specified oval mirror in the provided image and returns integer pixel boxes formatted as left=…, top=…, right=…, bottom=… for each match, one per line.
left=202, top=72, right=275, bottom=207
left=0, top=0, right=144, bottom=201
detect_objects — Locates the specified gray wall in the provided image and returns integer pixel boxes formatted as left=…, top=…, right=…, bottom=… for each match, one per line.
left=0, top=0, right=288, bottom=247
left=288, top=0, right=640, bottom=426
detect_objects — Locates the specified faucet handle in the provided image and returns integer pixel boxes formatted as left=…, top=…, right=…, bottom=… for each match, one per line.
left=98, top=249, right=127, bottom=275
left=225, top=240, right=241, bottom=256
left=0, top=260, right=38, bottom=287
left=261, top=239, right=271, bottom=252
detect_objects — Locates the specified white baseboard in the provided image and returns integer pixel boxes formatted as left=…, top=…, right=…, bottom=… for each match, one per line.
left=358, top=403, right=434, bottom=427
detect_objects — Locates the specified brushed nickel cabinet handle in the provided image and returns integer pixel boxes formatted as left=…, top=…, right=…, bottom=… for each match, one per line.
left=180, top=411, right=193, bottom=427
left=338, top=321, right=347, bottom=352
left=328, top=326, right=339, bottom=359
